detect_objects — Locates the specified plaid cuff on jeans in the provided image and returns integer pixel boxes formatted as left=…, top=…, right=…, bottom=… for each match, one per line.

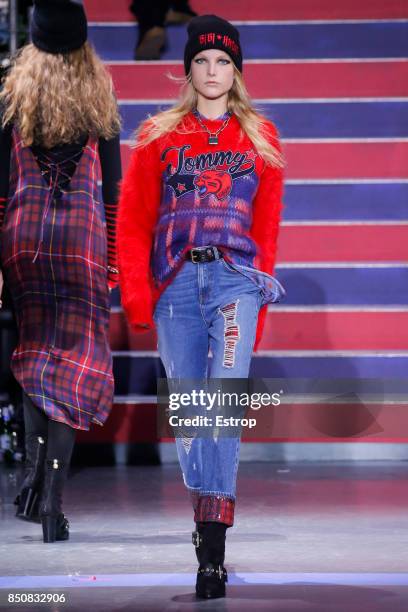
left=189, top=490, right=200, bottom=513
left=193, top=494, right=235, bottom=527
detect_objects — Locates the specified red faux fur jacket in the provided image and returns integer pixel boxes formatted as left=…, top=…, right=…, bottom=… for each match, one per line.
left=117, top=112, right=284, bottom=352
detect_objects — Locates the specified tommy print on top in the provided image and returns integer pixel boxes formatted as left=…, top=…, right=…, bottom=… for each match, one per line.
left=153, top=115, right=261, bottom=284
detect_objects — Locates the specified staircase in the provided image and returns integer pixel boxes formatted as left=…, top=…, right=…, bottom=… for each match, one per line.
left=79, top=0, right=408, bottom=460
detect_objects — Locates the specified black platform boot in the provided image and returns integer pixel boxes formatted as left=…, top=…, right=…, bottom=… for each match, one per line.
left=14, top=435, right=46, bottom=523
left=192, top=521, right=228, bottom=599
left=39, top=459, right=70, bottom=543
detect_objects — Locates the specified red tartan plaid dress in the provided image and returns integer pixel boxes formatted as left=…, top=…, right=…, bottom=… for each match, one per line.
left=0, top=129, right=114, bottom=430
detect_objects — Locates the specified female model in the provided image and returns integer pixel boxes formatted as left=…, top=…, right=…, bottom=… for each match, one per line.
left=0, top=0, right=121, bottom=542
left=118, top=14, right=285, bottom=598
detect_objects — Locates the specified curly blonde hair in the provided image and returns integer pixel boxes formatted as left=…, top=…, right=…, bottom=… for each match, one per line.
left=134, top=66, right=285, bottom=169
left=0, top=42, right=121, bottom=148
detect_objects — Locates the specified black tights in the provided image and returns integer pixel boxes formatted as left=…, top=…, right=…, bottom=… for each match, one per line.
left=22, top=391, right=76, bottom=465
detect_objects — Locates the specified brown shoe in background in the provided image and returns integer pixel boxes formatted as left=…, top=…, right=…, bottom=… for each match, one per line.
left=134, top=26, right=166, bottom=60
left=165, top=8, right=197, bottom=25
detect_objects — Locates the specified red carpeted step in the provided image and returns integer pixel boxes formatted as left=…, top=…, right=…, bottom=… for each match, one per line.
left=238, top=402, right=408, bottom=443
left=84, top=0, right=408, bottom=22
left=106, top=224, right=408, bottom=268
left=109, top=310, right=408, bottom=351
left=76, top=401, right=408, bottom=443
left=76, top=402, right=157, bottom=443
left=277, top=225, right=408, bottom=262
left=258, top=310, right=408, bottom=351
left=108, top=61, right=408, bottom=100
left=120, top=141, right=408, bottom=179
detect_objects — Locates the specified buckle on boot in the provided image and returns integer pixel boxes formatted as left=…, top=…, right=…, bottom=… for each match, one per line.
left=198, top=564, right=228, bottom=581
left=192, top=530, right=202, bottom=547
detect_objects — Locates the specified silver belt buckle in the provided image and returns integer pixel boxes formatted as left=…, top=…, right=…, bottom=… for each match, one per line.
left=191, top=248, right=204, bottom=263
left=190, top=249, right=201, bottom=263
left=190, top=245, right=216, bottom=263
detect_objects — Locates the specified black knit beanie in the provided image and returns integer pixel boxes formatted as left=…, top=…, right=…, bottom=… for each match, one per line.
left=31, top=0, right=88, bottom=54
left=184, top=14, right=243, bottom=75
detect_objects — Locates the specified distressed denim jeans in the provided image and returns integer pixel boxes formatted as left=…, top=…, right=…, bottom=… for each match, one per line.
left=153, top=251, right=284, bottom=525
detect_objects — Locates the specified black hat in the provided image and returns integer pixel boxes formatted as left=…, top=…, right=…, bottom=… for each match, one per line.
left=31, top=0, right=88, bottom=55
left=184, top=14, right=243, bottom=75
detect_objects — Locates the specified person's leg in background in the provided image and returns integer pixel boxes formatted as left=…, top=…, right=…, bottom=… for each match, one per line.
left=129, top=0, right=197, bottom=59
left=129, top=0, right=169, bottom=60
left=14, top=390, right=48, bottom=522
left=166, top=1, right=197, bottom=25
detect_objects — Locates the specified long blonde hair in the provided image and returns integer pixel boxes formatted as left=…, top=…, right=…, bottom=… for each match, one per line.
left=134, top=67, right=285, bottom=169
left=0, top=42, right=121, bottom=148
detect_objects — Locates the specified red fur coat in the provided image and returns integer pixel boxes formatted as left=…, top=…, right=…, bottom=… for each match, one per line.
left=117, top=114, right=284, bottom=352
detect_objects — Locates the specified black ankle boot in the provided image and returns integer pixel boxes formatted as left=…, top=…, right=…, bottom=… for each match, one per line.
left=192, top=521, right=228, bottom=599
left=14, top=435, right=46, bottom=523
left=39, top=459, right=70, bottom=543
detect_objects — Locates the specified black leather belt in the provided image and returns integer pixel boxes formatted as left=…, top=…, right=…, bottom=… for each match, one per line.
left=186, top=245, right=224, bottom=264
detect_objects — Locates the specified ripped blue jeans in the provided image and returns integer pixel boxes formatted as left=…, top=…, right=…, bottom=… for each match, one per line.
left=153, top=251, right=285, bottom=525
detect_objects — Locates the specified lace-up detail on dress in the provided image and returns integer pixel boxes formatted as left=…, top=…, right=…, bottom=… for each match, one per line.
left=31, top=141, right=86, bottom=198
left=30, top=140, right=87, bottom=262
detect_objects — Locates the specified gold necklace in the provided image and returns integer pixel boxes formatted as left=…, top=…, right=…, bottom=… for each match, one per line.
left=192, top=109, right=232, bottom=145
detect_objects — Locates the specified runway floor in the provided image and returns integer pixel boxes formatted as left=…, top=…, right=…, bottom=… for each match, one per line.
left=1, top=461, right=407, bottom=611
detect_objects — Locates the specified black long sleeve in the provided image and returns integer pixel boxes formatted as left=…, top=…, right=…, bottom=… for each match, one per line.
left=98, top=132, right=122, bottom=289
left=98, top=132, right=122, bottom=204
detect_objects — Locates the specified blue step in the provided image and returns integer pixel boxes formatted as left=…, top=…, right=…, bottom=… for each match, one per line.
left=119, top=101, right=408, bottom=140
left=110, top=267, right=408, bottom=308
left=102, top=183, right=408, bottom=223
left=277, top=268, right=408, bottom=305
left=89, top=22, right=408, bottom=62
left=249, top=356, right=408, bottom=378
left=112, top=355, right=408, bottom=394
